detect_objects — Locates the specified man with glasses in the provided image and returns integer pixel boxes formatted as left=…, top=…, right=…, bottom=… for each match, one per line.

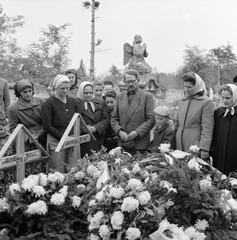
left=111, top=69, right=155, bottom=155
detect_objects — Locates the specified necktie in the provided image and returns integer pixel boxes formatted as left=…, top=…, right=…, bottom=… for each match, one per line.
left=223, top=107, right=235, bottom=117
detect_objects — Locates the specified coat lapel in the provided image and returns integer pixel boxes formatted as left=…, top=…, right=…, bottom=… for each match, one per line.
left=124, top=88, right=142, bottom=125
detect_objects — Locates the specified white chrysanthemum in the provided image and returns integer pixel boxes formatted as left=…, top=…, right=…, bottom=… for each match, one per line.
left=121, top=197, right=139, bottom=212
left=111, top=211, right=124, bottom=230
left=199, top=179, right=212, bottom=191
left=71, top=196, right=81, bottom=208
left=50, top=193, right=65, bottom=206
left=165, top=154, right=173, bottom=165
left=160, top=180, right=177, bottom=193
left=9, top=183, right=20, bottom=195
left=89, top=199, right=96, bottom=207
left=48, top=172, right=64, bottom=183
left=132, top=163, right=141, bottom=173
left=90, top=233, right=100, bottom=240
left=109, top=147, right=122, bottom=155
left=32, top=185, right=46, bottom=198
left=188, top=158, right=201, bottom=172
left=195, top=219, right=209, bottom=230
left=122, top=167, right=130, bottom=174
left=77, top=184, right=86, bottom=193
left=87, top=165, right=101, bottom=178
left=125, top=227, right=141, bottom=240
left=127, top=179, right=143, bottom=191
left=159, top=143, right=171, bottom=153
left=137, top=191, right=151, bottom=205
left=89, top=211, right=105, bottom=230
left=189, top=145, right=200, bottom=153
left=99, top=224, right=110, bottom=239
left=220, top=189, right=232, bottom=200
left=22, top=175, right=39, bottom=191
left=228, top=198, right=237, bottom=211
left=95, top=190, right=105, bottom=201
left=185, top=227, right=206, bottom=240
left=74, top=171, right=85, bottom=180
left=38, top=173, right=48, bottom=186
left=110, top=186, right=124, bottom=199
left=25, top=200, right=47, bottom=215
left=59, top=185, right=68, bottom=197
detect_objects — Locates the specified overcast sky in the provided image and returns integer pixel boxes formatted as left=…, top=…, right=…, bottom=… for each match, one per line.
left=2, top=0, right=237, bottom=75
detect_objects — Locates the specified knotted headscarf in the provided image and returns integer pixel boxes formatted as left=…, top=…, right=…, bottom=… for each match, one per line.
left=48, top=74, right=70, bottom=94
left=223, top=84, right=237, bottom=117
left=191, top=73, right=207, bottom=96
left=14, top=79, right=33, bottom=95
left=77, top=81, right=95, bottom=112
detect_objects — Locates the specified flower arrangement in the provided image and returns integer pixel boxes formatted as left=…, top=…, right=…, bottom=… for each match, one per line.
left=0, top=145, right=237, bottom=240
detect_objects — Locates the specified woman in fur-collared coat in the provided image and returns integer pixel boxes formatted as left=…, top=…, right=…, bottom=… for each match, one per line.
left=76, top=81, right=109, bottom=158
left=175, top=73, right=214, bottom=160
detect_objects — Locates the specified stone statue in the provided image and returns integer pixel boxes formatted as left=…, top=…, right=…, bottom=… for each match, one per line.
left=123, top=35, right=152, bottom=75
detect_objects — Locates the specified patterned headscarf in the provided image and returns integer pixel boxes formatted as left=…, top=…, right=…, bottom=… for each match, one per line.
left=48, top=74, right=70, bottom=94
left=192, top=73, right=207, bottom=96
left=77, top=81, right=95, bottom=112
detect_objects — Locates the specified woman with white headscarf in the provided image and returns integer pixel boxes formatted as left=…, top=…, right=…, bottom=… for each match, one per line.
left=77, top=81, right=109, bottom=157
left=42, top=74, right=79, bottom=172
left=210, top=84, right=237, bottom=175
left=175, top=72, right=214, bottom=160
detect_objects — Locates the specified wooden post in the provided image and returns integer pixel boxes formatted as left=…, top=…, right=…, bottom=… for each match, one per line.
left=16, top=129, right=25, bottom=183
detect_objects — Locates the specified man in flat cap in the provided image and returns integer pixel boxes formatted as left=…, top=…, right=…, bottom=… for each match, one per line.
left=111, top=69, right=155, bottom=155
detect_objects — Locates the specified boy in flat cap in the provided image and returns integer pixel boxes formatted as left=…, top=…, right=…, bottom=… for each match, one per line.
left=149, top=106, right=175, bottom=153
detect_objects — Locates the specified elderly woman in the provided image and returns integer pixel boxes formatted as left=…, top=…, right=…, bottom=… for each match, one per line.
left=77, top=81, right=109, bottom=157
left=210, top=84, right=237, bottom=175
left=175, top=72, right=214, bottom=160
left=8, top=79, right=45, bottom=149
left=43, top=75, right=79, bottom=172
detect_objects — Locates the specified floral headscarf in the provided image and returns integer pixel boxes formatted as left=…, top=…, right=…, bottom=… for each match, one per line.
left=77, top=81, right=95, bottom=112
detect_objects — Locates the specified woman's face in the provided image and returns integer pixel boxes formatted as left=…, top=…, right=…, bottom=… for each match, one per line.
left=20, top=87, right=33, bottom=101
left=221, top=90, right=233, bottom=108
left=66, top=73, right=76, bottom=85
left=184, top=81, right=195, bottom=96
left=83, top=85, right=93, bottom=102
left=56, top=82, right=70, bottom=98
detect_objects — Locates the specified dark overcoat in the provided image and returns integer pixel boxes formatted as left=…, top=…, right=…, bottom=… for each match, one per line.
left=77, top=96, right=109, bottom=157
left=210, top=106, right=237, bottom=175
left=149, top=123, right=175, bottom=153
left=111, top=88, right=155, bottom=150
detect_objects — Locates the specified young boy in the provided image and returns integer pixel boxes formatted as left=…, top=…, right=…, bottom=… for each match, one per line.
left=93, top=80, right=104, bottom=98
left=104, top=90, right=117, bottom=151
left=149, top=106, right=175, bottom=153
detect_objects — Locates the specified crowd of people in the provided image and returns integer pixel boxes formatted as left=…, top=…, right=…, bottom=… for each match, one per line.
left=0, top=69, right=236, bottom=176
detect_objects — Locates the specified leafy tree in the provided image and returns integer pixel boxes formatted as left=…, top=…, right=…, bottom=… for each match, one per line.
left=109, top=64, right=123, bottom=82
left=0, top=4, right=24, bottom=80
left=23, top=23, right=71, bottom=85
left=77, top=59, right=87, bottom=79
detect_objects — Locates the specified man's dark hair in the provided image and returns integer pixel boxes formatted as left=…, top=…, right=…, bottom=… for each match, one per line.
left=104, top=90, right=117, bottom=99
left=123, top=69, right=139, bottom=81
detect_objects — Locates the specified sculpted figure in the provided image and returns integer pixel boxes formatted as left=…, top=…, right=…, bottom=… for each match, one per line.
left=123, top=35, right=152, bottom=75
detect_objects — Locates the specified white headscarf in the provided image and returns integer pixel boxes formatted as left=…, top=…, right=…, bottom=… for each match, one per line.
left=192, top=73, right=207, bottom=96
left=48, top=74, right=70, bottom=94
left=223, top=84, right=237, bottom=117
left=77, top=81, right=95, bottom=112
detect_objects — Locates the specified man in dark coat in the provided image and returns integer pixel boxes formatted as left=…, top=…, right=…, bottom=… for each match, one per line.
left=111, top=69, right=155, bottom=155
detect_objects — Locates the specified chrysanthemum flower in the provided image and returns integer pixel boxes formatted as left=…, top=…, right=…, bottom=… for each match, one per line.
left=48, top=172, right=64, bottom=183
left=59, top=185, right=68, bottom=197
left=50, top=193, right=65, bottom=205
left=137, top=191, right=151, bottom=205
left=99, top=224, right=110, bottom=239
left=127, top=179, right=143, bottom=191
left=32, top=185, right=46, bottom=198
left=121, top=197, right=139, bottom=212
left=125, top=227, right=141, bottom=240
left=25, top=200, right=47, bottom=215
left=110, top=186, right=124, bottom=199
left=111, top=211, right=124, bottom=230
left=38, top=173, right=48, bottom=186
left=71, top=196, right=81, bottom=208
left=9, top=183, right=20, bottom=195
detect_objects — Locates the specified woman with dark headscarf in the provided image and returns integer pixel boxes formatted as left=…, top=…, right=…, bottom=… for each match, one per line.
left=65, top=69, right=79, bottom=98
left=76, top=81, right=109, bottom=157
left=43, top=74, right=79, bottom=172
left=175, top=72, right=214, bottom=160
left=210, top=84, right=237, bottom=175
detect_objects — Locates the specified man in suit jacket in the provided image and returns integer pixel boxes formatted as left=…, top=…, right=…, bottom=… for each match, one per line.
left=111, top=69, right=155, bottom=155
